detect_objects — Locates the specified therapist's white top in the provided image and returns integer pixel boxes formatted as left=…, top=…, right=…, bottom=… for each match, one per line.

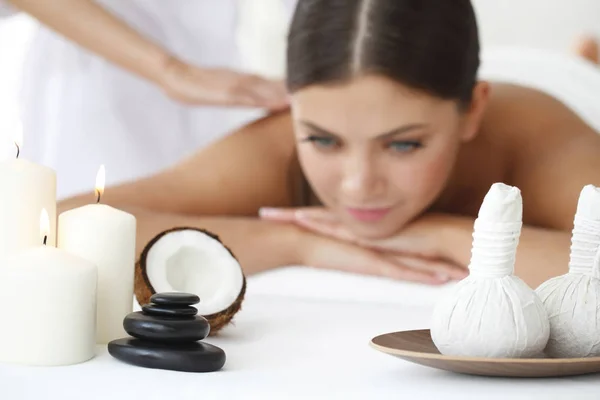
left=1, top=0, right=294, bottom=199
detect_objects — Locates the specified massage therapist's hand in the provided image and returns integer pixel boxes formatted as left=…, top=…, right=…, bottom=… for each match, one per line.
left=260, top=207, right=469, bottom=282
left=160, top=57, right=289, bottom=110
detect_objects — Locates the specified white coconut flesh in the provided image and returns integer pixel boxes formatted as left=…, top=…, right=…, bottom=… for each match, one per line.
left=145, top=229, right=244, bottom=316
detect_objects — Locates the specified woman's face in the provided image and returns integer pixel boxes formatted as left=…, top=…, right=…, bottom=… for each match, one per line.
left=291, top=75, right=488, bottom=239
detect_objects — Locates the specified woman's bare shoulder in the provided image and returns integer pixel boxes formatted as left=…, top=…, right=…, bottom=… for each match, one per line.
left=483, top=83, right=593, bottom=141
left=482, top=82, right=600, bottom=230
left=67, top=110, right=306, bottom=216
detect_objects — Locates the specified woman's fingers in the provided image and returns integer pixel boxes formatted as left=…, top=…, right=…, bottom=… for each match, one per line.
left=294, top=215, right=357, bottom=242
left=259, top=207, right=336, bottom=223
left=260, top=207, right=352, bottom=243
left=258, top=207, right=298, bottom=222
left=262, top=207, right=468, bottom=283
left=388, top=254, right=468, bottom=281
left=299, top=229, right=457, bottom=285
left=371, top=255, right=450, bottom=285
left=161, top=60, right=289, bottom=109
left=240, top=76, right=289, bottom=110
left=573, top=35, right=599, bottom=64
left=305, top=236, right=449, bottom=285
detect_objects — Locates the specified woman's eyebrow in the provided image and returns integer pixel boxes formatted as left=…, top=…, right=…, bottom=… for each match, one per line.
left=375, top=123, right=429, bottom=140
left=300, top=120, right=428, bottom=139
left=300, top=121, right=338, bottom=136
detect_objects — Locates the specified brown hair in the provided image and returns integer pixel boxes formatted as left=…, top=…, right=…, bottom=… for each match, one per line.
left=286, top=0, right=480, bottom=106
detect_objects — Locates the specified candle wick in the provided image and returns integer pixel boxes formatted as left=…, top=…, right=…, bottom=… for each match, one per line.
left=43, top=235, right=47, bottom=246
left=15, top=143, right=20, bottom=159
left=96, top=191, right=101, bottom=204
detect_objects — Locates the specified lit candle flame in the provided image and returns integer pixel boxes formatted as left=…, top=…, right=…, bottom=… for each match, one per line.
left=95, top=165, right=105, bottom=203
left=14, top=121, right=23, bottom=158
left=40, top=208, right=50, bottom=245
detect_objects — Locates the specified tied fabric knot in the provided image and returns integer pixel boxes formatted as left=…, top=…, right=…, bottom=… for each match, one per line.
left=569, top=215, right=600, bottom=278
left=468, top=219, right=522, bottom=278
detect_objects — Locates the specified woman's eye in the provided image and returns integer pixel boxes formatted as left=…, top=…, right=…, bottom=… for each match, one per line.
left=388, top=141, right=422, bottom=153
left=303, top=135, right=339, bottom=149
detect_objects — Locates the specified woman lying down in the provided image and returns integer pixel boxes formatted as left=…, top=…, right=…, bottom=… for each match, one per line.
left=60, top=0, right=600, bottom=289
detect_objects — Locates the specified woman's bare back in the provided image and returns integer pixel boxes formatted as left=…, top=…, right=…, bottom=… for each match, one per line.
left=430, top=83, right=600, bottom=231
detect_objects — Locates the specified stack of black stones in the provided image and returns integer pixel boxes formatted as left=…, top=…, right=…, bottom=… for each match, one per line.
left=108, top=292, right=226, bottom=372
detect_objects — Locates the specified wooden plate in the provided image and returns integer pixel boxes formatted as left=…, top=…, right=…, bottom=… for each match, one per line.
left=370, top=329, right=600, bottom=378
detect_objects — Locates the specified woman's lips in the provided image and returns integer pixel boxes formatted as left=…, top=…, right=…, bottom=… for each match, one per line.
left=345, top=207, right=392, bottom=222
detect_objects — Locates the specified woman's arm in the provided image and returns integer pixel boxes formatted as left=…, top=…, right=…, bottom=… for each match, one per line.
left=59, top=111, right=449, bottom=283
left=129, top=210, right=304, bottom=276
left=365, top=214, right=570, bottom=288
left=60, top=111, right=300, bottom=214
left=126, top=209, right=447, bottom=283
left=263, top=210, right=571, bottom=287
left=59, top=111, right=303, bottom=274
left=8, top=0, right=167, bottom=84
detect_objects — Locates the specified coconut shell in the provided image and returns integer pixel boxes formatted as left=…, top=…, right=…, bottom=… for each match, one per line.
left=134, top=227, right=247, bottom=336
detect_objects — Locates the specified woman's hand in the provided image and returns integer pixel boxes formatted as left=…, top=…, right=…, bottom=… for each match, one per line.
left=296, top=228, right=453, bottom=285
left=261, top=207, right=469, bottom=282
left=160, top=57, right=289, bottom=110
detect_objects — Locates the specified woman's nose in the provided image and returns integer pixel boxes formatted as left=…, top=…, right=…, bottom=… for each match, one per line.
left=340, top=157, right=385, bottom=202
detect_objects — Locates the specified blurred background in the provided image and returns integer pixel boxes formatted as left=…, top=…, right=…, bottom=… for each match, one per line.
left=0, top=0, right=599, bottom=188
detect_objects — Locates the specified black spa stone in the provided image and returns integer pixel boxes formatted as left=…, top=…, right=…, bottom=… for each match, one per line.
left=108, top=338, right=226, bottom=373
left=142, top=303, right=198, bottom=317
left=124, top=311, right=210, bottom=343
left=150, top=292, right=200, bottom=306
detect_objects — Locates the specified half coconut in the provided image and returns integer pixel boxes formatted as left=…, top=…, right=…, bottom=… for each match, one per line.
left=135, top=227, right=246, bottom=335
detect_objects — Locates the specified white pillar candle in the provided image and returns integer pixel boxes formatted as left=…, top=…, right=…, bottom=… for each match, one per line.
left=0, top=209, right=97, bottom=366
left=57, top=166, right=136, bottom=344
left=0, top=134, right=56, bottom=258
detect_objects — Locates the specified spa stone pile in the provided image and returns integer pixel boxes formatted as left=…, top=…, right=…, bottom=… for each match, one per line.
left=108, top=292, right=226, bottom=372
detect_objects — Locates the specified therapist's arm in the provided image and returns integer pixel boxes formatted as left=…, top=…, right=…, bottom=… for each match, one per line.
left=7, top=0, right=167, bottom=83
left=7, top=0, right=288, bottom=109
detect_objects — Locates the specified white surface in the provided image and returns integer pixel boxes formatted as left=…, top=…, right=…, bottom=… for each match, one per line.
left=0, top=276, right=599, bottom=400
left=58, top=204, right=137, bottom=344
left=0, top=246, right=97, bottom=366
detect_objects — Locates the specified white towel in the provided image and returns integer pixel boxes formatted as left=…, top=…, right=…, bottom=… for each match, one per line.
left=0, top=0, right=17, bottom=18
left=480, top=47, right=600, bottom=133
